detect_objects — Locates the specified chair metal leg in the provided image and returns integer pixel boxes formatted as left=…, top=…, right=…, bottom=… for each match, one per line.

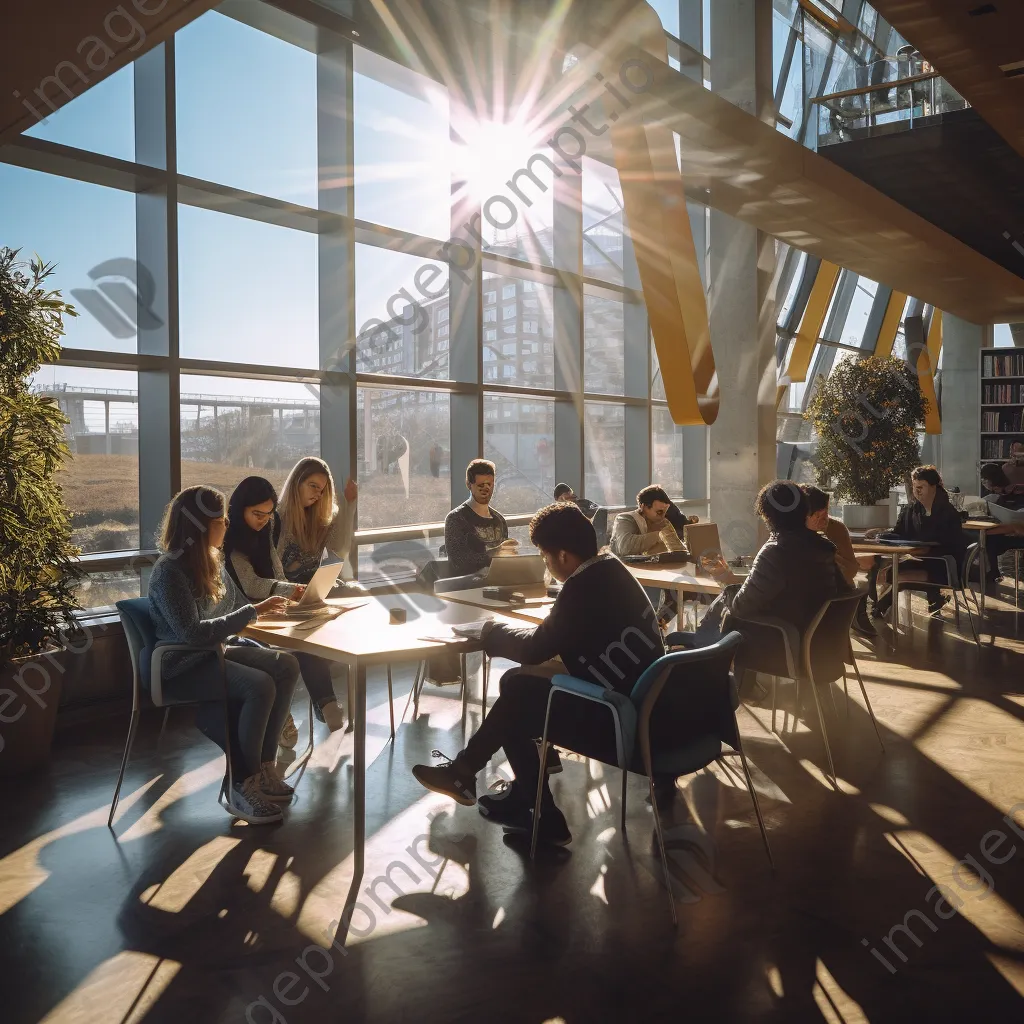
left=284, top=696, right=316, bottom=781
left=807, top=672, right=838, bottom=788
left=770, top=673, right=777, bottom=734
left=620, top=766, right=628, bottom=834
left=460, top=653, right=469, bottom=728
left=827, top=679, right=839, bottom=720
left=952, top=586, right=962, bottom=627
left=1016, top=549, right=1021, bottom=611
left=346, top=674, right=355, bottom=730
left=851, top=658, right=885, bottom=753
left=842, top=670, right=849, bottom=716
left=961, top=588, right=981, bottom=648
left=386, top=664, right=395, bottom=741
left=156, top=707, right=171, bottom=754
left=530, top=702, right=556, bottom=861
left=482, top=655, right=490, bottom=714
left=648, top=774, right=678, bottom=927
left=108, top=708, right=141, bottom=828
left=733, top=742, right=774, bottom=870
left=401, top=661, right=426, bottom=725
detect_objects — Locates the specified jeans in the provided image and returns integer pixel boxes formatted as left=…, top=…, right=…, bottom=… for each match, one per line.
left=460, top=668, right=619, bottom=804
left=164, top=645, right=299, bottom=779
left=295, top=651, right=339, bottom=707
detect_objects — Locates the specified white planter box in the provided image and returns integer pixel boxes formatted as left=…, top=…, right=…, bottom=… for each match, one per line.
left=841, top=502, right=891, bottom=530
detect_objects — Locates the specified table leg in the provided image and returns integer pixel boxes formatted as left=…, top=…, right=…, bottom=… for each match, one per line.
left=979, top=530, right=988, bottom=623
left=353, top=662, right=366, bottom=884
left=890, top=553, right=900, bottom=647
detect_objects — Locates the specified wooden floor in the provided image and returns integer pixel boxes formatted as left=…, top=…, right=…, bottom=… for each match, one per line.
left=4, top=590, right=1024, bottom=1023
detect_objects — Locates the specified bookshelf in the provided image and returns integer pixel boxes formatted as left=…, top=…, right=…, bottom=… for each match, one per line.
left=980, top=350, right=1024, bottom=473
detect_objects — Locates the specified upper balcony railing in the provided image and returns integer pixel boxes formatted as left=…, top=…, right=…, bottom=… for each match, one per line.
left=811, top=55, right=969, bottom=147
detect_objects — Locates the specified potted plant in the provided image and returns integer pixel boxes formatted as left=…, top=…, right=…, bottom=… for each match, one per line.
left=0, top=248, right=83, bottom=775
left=805, top=354, right=927, bottom=530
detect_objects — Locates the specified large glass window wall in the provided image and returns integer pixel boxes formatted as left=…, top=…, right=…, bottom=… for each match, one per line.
left=6, top=1, right=701, bottom=605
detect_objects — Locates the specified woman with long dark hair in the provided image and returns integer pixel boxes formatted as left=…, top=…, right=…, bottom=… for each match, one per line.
left=873, top=465, right=967, bottom=616
left=148, top=486, right=299, bottom=824
left=224, top=476, right=347, bottom=732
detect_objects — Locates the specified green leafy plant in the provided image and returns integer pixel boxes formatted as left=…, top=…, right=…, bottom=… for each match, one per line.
left=0, top=248, right=83, bottom=663
left=805, top=354, right=926, bottom=506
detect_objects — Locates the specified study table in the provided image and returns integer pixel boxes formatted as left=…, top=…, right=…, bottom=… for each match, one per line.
left=962, top=519, right=998, bottom=622
left=850, top=539, right=930, bottom=648
left=625, top=564, right=722, bottom=621
left=437, top=583, right=554, bottom=625
left=243, top=592, right=525, bottom=929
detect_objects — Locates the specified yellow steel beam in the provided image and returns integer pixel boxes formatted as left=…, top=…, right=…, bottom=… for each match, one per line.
left=781, top=260, right=841, bottom=386
left=873, top=291, right=909, bottom=358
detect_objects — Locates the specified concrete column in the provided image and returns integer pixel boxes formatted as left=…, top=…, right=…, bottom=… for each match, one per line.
left=708, top=0, right=777, bottom=556
left=939, top=316, right=988, bottom=494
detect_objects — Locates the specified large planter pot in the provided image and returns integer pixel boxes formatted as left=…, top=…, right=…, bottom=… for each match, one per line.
left=0, top=648, right=65, bottom=777
left=841, top=502, right=892, bottom=531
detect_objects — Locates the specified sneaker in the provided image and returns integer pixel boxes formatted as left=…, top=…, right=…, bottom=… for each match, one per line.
left=478, top=778, right=528, bottom=820
left=279, top=712, right=299, bottom=750
left=480, top=779, right=572, bottom=846
left=317, top=699, right=346, bottom=733
left=259, top=762, right=295, bottom=804
left=412, top=750, right=477, bottom=806
left=226, top=775, right=284, bottom=824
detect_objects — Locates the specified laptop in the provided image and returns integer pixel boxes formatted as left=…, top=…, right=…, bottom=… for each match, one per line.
left=484, top=554, right=546, bottom=587
left=264, top=562, right=344, bottom=619
left=987, top=501, right=1024, bottom=524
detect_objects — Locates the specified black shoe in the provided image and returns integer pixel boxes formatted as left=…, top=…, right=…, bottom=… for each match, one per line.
left=480, top=781, right=572, bottom=846
left=645, top=775, right=678, bottom=809
left=412, top=750, right=477, bottom=806
left=536, top=740, right=563, bottom=774
left=927, top=593, right=951, bottom=616
left=872, top=592, right=892, bottom=619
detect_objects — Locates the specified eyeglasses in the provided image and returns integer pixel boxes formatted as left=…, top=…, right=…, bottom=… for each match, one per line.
left=248, top=509, right=274, bottom=522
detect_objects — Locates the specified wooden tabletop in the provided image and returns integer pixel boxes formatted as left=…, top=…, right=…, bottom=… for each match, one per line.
left=625, top=564, right=722, bottom=595
left=242, top=593, right=525, bottom=665
left=851, top=542, right=930, bottom=555
left=438, top=585, right=554, bottom=625
left=962, top=519, right=998, bottom=531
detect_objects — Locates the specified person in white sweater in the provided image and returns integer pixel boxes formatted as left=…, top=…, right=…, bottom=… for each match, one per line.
left=225, top=475, right=347, bottom=733
left=276, top=456, right=357, bottom=585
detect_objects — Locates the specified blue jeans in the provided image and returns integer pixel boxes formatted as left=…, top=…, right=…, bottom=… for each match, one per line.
left=295, top=651, right=339, bottom=708
left=164, top=645, right=299, bottom=779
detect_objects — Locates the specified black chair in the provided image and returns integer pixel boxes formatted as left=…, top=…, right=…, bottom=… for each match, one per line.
left=729, top=588, right=884, bottom=787
left=530, top=632, right=773, bottom=925
left=885, top=553, right=979, bottom=646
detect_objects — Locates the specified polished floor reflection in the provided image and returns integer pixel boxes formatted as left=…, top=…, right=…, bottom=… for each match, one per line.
left=4, top=592, right=1024, bottom=1023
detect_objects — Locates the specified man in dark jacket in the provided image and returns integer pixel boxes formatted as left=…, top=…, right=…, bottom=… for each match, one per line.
left=413, top=502, right=664, bottom=846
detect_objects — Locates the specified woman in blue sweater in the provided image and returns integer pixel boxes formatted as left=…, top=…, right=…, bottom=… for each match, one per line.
left=148, top=486, right=300, bottom=825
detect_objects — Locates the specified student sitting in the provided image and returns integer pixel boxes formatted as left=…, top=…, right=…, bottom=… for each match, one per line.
left=444, top=458, right=518, bottom=577
left=981, top=463, right=1024, bottom=510
left=610, top=485, right=692, bottom=558
left=553, top=481, right=600, bottom=519
left=871, top=465, right=967, bottom=614
left=802, top=485, right=876, bottom=636
left=412, top=503, right=664, bottom=846
left=277, top=456, right=357, bottom=586
left=148, top=486, right=299, bottom=825
left=610, top=485, right=694, bottom=628
left=723, top=481, right=852, bottom=633
left=225, top=476, right=347, bottom=733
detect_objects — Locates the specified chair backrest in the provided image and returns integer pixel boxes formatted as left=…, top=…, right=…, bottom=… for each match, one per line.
left=117, top=598, right=156, bottom=691
left=592, top=507, right=609, bottom=548
left=803, top=588, right=865, bottom=685
left=632, top=632, right=744, bottom=776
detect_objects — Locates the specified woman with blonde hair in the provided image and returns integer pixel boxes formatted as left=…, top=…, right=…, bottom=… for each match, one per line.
left=148, top=485, right=300, bottom=825
left=276, top=456, right=358, bottom=585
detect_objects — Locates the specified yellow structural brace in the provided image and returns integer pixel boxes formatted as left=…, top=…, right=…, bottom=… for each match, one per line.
left=776, top=260, right=841, bottom=410
left=873, top=290, right=909, bottom=358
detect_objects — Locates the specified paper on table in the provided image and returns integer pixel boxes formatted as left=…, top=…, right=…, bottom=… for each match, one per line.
left=450, top=619, right=492, bottom=640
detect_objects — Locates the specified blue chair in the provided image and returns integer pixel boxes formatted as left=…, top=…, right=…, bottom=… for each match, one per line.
left=109, top=598, right=236, bottom=828
left=529, top=632, right=773, bottom=925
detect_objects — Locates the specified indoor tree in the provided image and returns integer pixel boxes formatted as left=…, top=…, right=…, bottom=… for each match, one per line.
left=0, top=247, right=82, bottom=665
left=805, top=354, right=927, bottom=506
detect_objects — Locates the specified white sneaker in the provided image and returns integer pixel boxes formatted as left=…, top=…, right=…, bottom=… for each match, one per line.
left=226, top=775, right=284, bottom=824
left=279, top=712, right=299, bottom=750
left=319, top=699, right=347, bottom=733
left=259, top=762, right=295, bottom=803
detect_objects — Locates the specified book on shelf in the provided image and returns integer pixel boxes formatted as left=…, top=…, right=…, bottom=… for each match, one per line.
left=982, top=382, right=1024, bottom=404
left=982, top=352, right=1024, bottom=378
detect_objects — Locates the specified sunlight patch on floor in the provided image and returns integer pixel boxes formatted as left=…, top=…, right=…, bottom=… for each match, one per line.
left=0, top=775, right=161, bottom=917
left=117, top=757, right=226, bottom=843
left=812, top=957, right=868, bottom=1024
left=37, top=951, right=180, bottom=1024
left=295, top=795, right=473, bottom=950
left=140, top=836, right=240, bottom=914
